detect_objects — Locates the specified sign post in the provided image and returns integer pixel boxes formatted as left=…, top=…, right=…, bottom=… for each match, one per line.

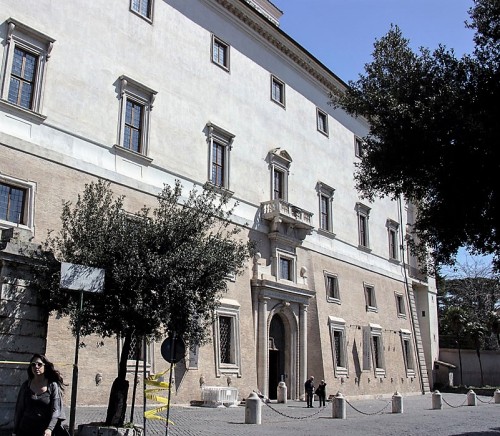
left=60, top=262, right=105, bottom=436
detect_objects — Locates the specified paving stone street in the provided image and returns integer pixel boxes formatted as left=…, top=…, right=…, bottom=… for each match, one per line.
left=68, top=393, right=500, bottom=436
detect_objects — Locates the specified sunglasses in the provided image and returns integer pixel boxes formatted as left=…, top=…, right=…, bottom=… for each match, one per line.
left=30, top=362, right=45, bottom=368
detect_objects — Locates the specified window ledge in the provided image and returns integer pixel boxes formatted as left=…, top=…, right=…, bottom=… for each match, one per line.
left=204, top=182, right=234, bottom=198
left=113, top=144, right=153, bottom=165
left=0, top=99, right=47, bottom=123
left=334, top=368, right=348, bottom=377
left=327, top=297, right=341, bottom=305
left=358, top=245, right=372, bottom=253
left=129, top=9, right=153, bottom=24
left=397, top=313, right=407, bottom=319
left=318, top=228, right=336, bottom=239
left=366, top=305, right=378, bottom=313
left=389, top=258, right=401, bottom=265
left=317, top=128, right=329, bottom=138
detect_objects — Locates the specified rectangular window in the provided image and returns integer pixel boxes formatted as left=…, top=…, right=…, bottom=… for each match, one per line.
left=400, top=330, right=415, bottom=376
left=123, top=99, right=143, bottom=153
left=214, top=301, right=241, bottom=377
left=271, top=75, right=285, bottom=107
left=320, top=195, right=329, bottom=230
left=0, top=176, right=35, bottom=230
left=317, top=182, right=335, bottom=234
left=121, top=335, right=153, bottom=374
left=206, top=123, right=234, bottom=192
left=130, top=0, right=153, bottom=20
left=395, top=293, right=406, bottom=318
left=367, top=324, right=385, bottom=376
left=212, top=36, right=230, bottom=70
left=364, top=283, right=377, bottom=312
left=387, top=219, right=400, bottom=260
left=356, top=203, right=371, bottom=249
left=8, top=47, right=38, bottom=109
left=325, top=273, right=340, bottom=303
left=211, top=141, right=225, bottom=187
left=0, top=182, right=26, bottom=224
left=116, top=75, right=156, bottom=158
left=317, top=109, right=328, bottom=135
left=355, top=137, right=364, bottom=157
left=279, top=257, right=292, bottom=281
left=273, top=168, right=284, bottom=200
left=329, top=317, right=348, bottom=377
left=1, top=19, right=55, bottom=116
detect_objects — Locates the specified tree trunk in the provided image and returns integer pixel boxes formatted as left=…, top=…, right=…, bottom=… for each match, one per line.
left=476, top=347, right=484, bottom=387
left=457, top=337, right=463, bottom=386
left=105, top=331, right=133, bottom=426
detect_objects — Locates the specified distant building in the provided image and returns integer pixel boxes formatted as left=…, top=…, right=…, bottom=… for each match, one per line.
left=0, top=0, right=437, bottom=421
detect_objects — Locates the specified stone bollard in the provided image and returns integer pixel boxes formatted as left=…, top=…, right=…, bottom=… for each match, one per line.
left=432, top=390, right=442, bottom=410
left=277, top=381, right=287, bottom=404
left=332, top=392, right=346, bottom=419
left=392, top=391, right=403, bottom=414
left=467, top=389, right=477, bottom=406
left=245, top=392, right=262, bottom=424
left=494, top=389, right=500, bottom=404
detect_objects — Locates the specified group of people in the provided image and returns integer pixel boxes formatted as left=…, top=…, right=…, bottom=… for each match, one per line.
left=12, top=354, right=67, bottom=436
left=304, top=376, right=327, bottom=408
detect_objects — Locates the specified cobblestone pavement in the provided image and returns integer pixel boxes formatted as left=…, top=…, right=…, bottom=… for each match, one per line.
left=67, top=393, right=500, bottom=436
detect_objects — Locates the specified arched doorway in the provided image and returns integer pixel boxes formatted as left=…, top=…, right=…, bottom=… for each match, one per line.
left=268, top=314, right=286, bottom=399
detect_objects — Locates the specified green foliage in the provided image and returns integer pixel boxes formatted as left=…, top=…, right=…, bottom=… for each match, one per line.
left=33, top=179, right=253, bottom=347
left=332, top=0, right=500, bottom=271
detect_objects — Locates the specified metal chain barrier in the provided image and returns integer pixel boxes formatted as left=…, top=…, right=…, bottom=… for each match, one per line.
left=255, top=392, right=328, bottom=420
left=476, top=395, right=494, bottom=404
left=345, top=398, right=392, bottom=415
left=441, top=395, right=468, bottom=408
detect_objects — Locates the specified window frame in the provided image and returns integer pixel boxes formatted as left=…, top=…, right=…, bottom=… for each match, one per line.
left=364, top=282, right=377, bottom=313
left=0, top=175, right=35, bottom=231
left=206, top=122, right=235, bottom=193
left=400, top=329, right=415, bottom=377
left=115, top=75, right=156, bottom=160
left=0, top=18, right=55, bottom=119
left=355, top=136, right=364, bottom=158
left=329, top=316, right=348, bottom=377
left=270, top=75, right=285, bottom=107
left=363, top=324, right=386, bottom=376
left=268, top=148, right=291, bottom=201
left=356, top=202, right=371, bottom=250
left=129, top=0, right=154, bottom=22
left=324, top=272, right=341, bottom=304
left=386, top=219, right=400, bottom=261
left=214, top=299, right=241, bottom=377
left=211, top=35, right=230, bottom=71
left=119, top=335, right=154, bottom=375
left=277, top=250, right=296, bottom=282
left=317, top=182, right=335, bottom=234
left=316, top=108, right=329, bottom=136
left=395, top=292, right=407, bottom=318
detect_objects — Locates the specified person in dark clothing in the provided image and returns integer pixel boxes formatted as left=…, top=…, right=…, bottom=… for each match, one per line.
left=304, top=375, right=315, bottom=407
left=13, top=354, right=67, bottom=436
left=315, top=380, right=327, bottom=407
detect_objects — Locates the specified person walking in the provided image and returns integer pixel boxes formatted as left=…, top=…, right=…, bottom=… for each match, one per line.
left=13, top=353, right=67, bottom=436
left=304, top=375, right=315, bottom=408
left=315, top=380, right=327, bottom=407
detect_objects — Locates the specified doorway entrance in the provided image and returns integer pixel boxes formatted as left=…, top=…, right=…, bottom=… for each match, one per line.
left=268, top=314, right=286, bottom=399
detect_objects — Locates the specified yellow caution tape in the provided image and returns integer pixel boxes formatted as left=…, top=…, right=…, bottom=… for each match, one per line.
left=143, top=367, right=174, bottom=424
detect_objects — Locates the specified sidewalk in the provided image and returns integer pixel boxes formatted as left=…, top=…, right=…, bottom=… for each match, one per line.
left=68, top=392, right=500, bottom=436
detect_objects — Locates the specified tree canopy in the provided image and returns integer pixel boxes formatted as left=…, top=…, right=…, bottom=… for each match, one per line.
left=333, top=0, right=500, bottom=271
left=33, top=179, right=253, bottom=425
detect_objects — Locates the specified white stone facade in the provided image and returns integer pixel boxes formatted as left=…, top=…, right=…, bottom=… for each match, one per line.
left=0, top=0, right=438, bottom=413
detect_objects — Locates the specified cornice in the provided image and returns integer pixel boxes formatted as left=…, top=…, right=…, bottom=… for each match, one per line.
left=214, top=0, right=346, bottom=97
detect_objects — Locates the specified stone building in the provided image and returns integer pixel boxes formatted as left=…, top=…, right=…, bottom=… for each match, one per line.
left=0, top=0, right=438, bottom=424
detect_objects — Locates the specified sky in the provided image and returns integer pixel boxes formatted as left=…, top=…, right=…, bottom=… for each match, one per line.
left=272, top=0, right=476, bottom=83
left=271, top=0, right=493, bottom=273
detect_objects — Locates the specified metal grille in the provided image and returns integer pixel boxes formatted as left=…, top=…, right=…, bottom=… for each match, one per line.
left=128, top=336, right=142, bottom=361
left=334, top=330, right=342, bottom=367
left=219, top=316, right=232, bottom=364
left=373, top=336, right=381, bottom=368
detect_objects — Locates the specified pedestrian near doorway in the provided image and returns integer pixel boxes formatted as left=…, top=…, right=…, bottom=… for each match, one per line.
left=315, top=380, right=327, bottom=407
left=304, top=376, right=315, bottom=408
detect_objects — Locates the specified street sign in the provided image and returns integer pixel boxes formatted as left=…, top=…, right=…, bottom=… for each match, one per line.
left=60, top=262, right=105, bottom=293
left=161, top=336, right=186, bottom=363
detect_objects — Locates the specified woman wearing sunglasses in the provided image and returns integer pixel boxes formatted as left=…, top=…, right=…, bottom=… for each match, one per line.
left=13, top=354, right=67, bottom=436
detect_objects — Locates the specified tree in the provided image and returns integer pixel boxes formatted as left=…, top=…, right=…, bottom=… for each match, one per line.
left=33, top=179, right=253, bottom=426
left=332, top=0, right=500, bottom=272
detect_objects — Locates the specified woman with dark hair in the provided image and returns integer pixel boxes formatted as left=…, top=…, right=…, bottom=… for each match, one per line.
left=13, top=354, right=67, bottom=436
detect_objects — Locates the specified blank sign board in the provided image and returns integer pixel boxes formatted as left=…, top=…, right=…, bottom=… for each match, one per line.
left=60, top=262, right=105, bottom=293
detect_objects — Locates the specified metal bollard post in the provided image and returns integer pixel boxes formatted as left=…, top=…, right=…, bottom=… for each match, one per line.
left=245, top=392, right=262, bottom=424
left=332, top=392, right=346, bottom=419
left=467, top=389, right=477, bottom=406
left=277, top=381, right=287, bottom=404
left=392, top=391, right=403, bottom=413
left=432, top=390, right=442, bottom=410
left=495, top=389, right=500, bottom=404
